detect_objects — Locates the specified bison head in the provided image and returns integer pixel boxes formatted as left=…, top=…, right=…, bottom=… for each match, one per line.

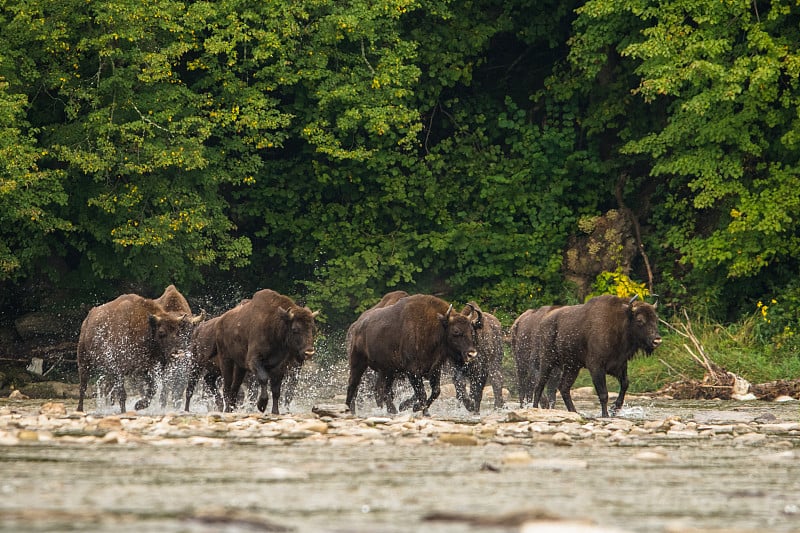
left=439, top=304, right=479, bottom=365
left=628, top=300, right=662, bottom=354
left=280, top=306, right=319, bottom=363
left=148, top=312, right=204, bottom=361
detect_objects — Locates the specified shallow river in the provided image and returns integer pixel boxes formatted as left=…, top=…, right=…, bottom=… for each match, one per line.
left=1, top=381, right=799, bottom=533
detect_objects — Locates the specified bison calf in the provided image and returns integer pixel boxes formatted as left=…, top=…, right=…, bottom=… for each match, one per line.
left=532, top=294, right=661, bottom=417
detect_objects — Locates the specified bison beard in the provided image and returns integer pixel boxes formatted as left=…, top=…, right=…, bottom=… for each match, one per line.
left=214, top=289, right=319, bottom=415
left=76, top=289, right=204, bottom=413
left=531, top=294, right=661, bottom=417
left=345, top=294, right=479, bottom=415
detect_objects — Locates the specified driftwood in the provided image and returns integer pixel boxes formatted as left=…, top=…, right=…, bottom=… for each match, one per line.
left=657, top=311, right=800, bottom=400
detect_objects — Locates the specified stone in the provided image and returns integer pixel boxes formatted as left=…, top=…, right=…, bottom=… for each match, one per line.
left=39, top=402, right=67, bottom=416
left=311, top=404, right=352, bottom=418
left=438, top=433, right=478, bottom=446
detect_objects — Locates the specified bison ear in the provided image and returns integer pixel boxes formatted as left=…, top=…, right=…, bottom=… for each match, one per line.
left=279, top=307, right=292, bottom=321
left=437, top=313, right=448, bottom=329
left=148, top=314, right=161, bottom=331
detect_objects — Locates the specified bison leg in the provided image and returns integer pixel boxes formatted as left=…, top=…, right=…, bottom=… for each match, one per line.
left=405, top=374, right=428, bottom=413
left=134, top=372, right=156, bottom=411
left=610, top=363, right=630, bottom=415
left=588, top=367, right=611, bottom=417
left=266, top=374, right=283, bottom=415
left=489, top=357, right=504, bottom=409
left=345, top=358, right=368, bottom=414
left=555, top=365, right=580, bottom=413
left=203, top=368, right=223, bottom=411
left=532, top=359, right=558, bottom=411
left=424, top=368, right=443, bottom=415
left=469, top=367, right=488, bottom=414
left=452, top=365, right=474, bottom=412
left=184, top=361, right=202, bottom=412
left=77, top=358, right=92, bottom=413
left=379, top=372, right=397, bottom=414
left=221, top=360, right=246, bottom=412
left=112, top=375, right=128, bottom=413
left=516, top=359, right=531, bottom=408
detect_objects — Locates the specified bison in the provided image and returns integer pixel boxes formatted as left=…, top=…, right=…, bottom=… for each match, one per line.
left=345, top=294, right=479, bottom=415
left=183, top=315, right=224, bottom=411
left=531, top=294, right=661, bottom=417
left=452, top=302, right=504, bottom=413
left=214, top=289, right=319, bottom=414
left=345, top=290, right=410, bottom=408
left=511, top=306, right=562, bottom=408
left=77, top=290, right=204, bottom=413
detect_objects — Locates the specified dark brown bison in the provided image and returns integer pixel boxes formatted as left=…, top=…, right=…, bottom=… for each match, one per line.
left=183, top=315, right=224, bottom=411
left=215, top=289, right=319, bottom=414
left=511, top=306, right=562, bottom=408
left=345, top=290, right=411, bottom=408
left=345, top=294, right=479, bottom=415
left=77, top=291, right=204, bottom=412
left=183, top=298, right=251, bottom=412
left=452, top=302, right=504, bottom=413
left=531, top=294, right=661, bottom=417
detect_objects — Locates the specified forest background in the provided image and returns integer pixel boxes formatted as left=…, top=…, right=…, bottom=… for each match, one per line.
left=1, top=0, right=799, bottom=386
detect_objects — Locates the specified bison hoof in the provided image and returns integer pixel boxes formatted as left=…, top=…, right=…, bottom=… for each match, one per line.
left=257, top=399, right=268, bottom=412
left=134, top=399, right=149, bottom=410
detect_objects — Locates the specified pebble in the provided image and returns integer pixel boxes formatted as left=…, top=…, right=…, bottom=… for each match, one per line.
left=0, top=403, right=797, bottom=457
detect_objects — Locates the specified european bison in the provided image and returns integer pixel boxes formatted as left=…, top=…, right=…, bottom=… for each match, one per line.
left=511, top=306, right=562, bottom=408
left=452, top=302, right=504, bottom=413
left=77, top=290, right=204, bottom=412
left=345, top=290, right=410, bottom=408
left=215, top=289, right=318, bottom=414
left=183, top=315, right=224, bottom=411
left=345, top=294, right=479, bottom=415
left=531, top=294, right=661, bottom=417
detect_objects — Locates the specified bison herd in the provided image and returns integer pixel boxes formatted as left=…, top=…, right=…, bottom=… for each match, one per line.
left=76, top=286, right=661, bottom=418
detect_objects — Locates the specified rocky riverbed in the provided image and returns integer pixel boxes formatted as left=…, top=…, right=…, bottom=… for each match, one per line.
left=1, top=392, right=799, bottom=533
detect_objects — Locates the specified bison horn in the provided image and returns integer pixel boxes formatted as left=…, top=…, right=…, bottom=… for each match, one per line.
left=445, top=304, right=453, bottom=318
left=190, top=309, right=207, bottom=324
left=311, top=310, right=320, bottom=319
left=467, top=303, right=483, bottom=329
left=628, top=294, right=639, bottom=305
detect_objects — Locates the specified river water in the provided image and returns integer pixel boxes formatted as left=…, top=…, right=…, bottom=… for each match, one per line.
left=1, top=370, right=799, bottom=533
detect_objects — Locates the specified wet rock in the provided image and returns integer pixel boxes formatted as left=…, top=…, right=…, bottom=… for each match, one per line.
left=550, top=432, right=573, bottom=446
left=520, top=521, right=632, bottom=533
left=8, top=390, right=29, bottom=400
left=438, top=433, right=478, bottom=446
left=733, top=432, right=767, bottom=447
left=298, top=420, right=329, bottom=434
left=17, top=429, right=39, bottom=441
left=507, top=409, right=584, bottom=423
left=39, top=402, right=66, bottom=416
left=633, top=450, right=670, bottom=463
left=502, top=450, right=533, bottom=465
left=311, top=404, right=351, bottom=418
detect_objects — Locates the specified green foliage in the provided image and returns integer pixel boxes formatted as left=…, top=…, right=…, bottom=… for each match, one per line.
left=0, top=0, right=798, bottom=362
